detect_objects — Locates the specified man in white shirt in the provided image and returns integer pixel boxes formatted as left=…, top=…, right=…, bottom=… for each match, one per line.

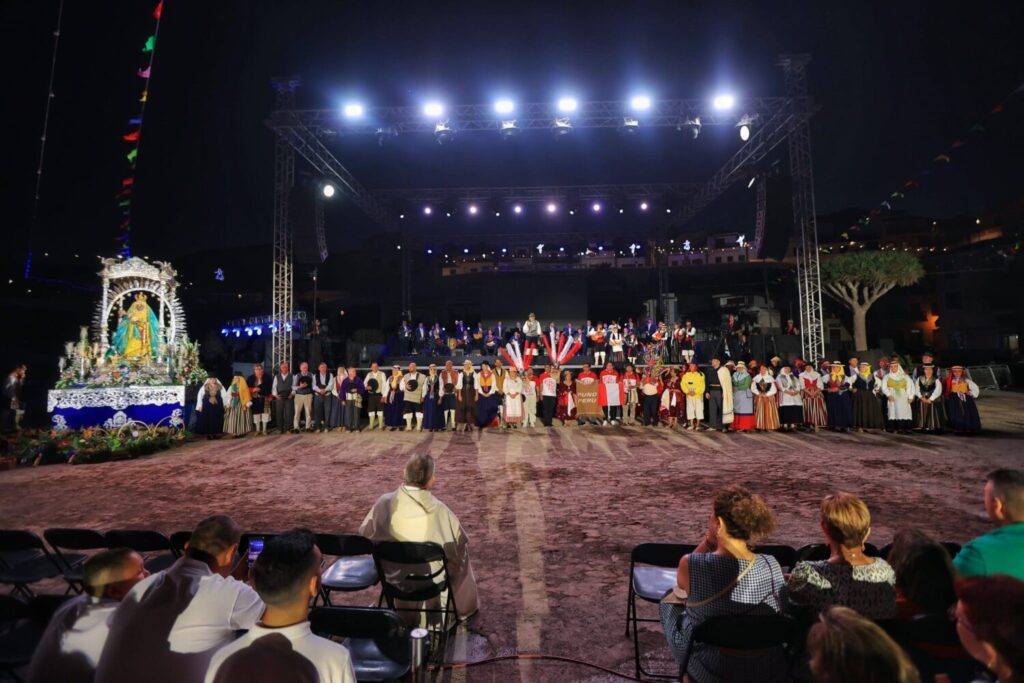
left=95, top=515, right=264, bottom=683
left=29, top=549, right=149, bottom=683
left=205, top=529, right=355, bottom=683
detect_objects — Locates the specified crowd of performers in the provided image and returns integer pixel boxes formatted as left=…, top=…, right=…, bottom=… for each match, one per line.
left=190, top=343, right=983, bottom=437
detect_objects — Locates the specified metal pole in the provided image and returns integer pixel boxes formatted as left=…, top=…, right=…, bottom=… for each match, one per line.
left=409, top=627, right=428, bottom=682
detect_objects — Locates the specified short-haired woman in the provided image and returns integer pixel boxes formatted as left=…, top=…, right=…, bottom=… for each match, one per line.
left=807, top=606, right=921, bottom=683
left=660, top=485, right=788, bottom=683
left=786, top=492, right=896, bottom=619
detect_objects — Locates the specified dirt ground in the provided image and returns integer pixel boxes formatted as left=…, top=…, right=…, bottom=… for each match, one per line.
left=2, top=394, right=1022, bottom=682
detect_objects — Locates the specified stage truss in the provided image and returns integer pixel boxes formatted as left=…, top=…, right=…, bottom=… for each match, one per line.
left=268, top=55, right=824, bottom=365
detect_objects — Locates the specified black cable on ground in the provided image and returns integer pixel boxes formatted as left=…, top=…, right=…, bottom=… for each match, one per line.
left=429, top=652, right=647, bottom=681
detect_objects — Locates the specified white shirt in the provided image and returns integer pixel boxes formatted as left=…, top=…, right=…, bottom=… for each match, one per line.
left=204, top=621, right=355, bottom=683
left=96, top=558, right=264, bottom=683
left=29, top=594, right=118, bottom=683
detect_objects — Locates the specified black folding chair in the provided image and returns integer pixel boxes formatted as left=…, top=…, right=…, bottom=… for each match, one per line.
left=795, top=542, right=880, bottom=562
left=753, top=544, right=798, bottom=572
left=0, top=531, right=64, bottom=598
left=169, top=531, right=192, bottom=555
left=624, top=543, right=696, bottom=679
left=309, top=606, right=411, bottom=681
left=680, top=613, right=799, bottom=680
left=103, top=530, right=177, bottom=574
left=877, top=541, right=962, bottom=562
left=372, top=541, right=458, bottom=631
left=43, top=528, right=107, bottom=594
left=315, top=534, right=379, bottom=606
left=895, top=612, right=976, bottom=683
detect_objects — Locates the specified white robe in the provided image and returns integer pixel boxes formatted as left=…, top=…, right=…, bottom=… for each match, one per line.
left=881, top=369, right=915, bottom=421
left=502, top=377, right=524, bottom=420
left=359, top=486, right=479, bottom=626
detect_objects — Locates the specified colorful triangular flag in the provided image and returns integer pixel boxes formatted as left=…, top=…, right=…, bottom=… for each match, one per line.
left=142, top=35, right=155, bottom=52
left=126, top=148, right=138, bottom=162
left=139, top=90, right=147, bottom=103
left=934, top=154, right=951, bottom=163
left=122, top=130, right=140, bottom=142
left=153, top=1, right=163, bottom=19
left=137, top=66, right=151, bottom=79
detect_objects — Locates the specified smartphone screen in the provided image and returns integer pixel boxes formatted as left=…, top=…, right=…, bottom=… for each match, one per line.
left=247, top=538, right=264, bottom=568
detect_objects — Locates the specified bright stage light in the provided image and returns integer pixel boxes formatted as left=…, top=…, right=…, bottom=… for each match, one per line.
left=427, top=248, right=433, bottom=254
left=245, top=327, right=253, bottom=337
left=739, top=124, right=750, bottom=141
left=557, top=97, right=578, bottom=112
left=343, top=102, right=364, bottom=118
left=468, top=204, right=478, bottom=215
left=679, top=116, right=701, bottom=139
left=423, top=206, right=433, bottom=215
left=220, top=328, right=229, bottom=336
left=501, top=248, right=507, bottom=254
left=713, top=93, right=736, bottom=110
left=665, top=208, right=672, bottom=214
left=747, top=176, right=757, bottom=189
left=254, top=326, right=262, bottom=336
left=423, top=101, right=444, bottom=117
left=620, top=117, right=640, bottom=134
left=494, top=99, right=514, bottom=114
left=546, top=203, right=557, bottom=214
left=619, top=208, right=624, bottom=214
left=592, top=202, right=602, bottom=213
left=553, top=117, right=573, bottom=138
left=321, top=182, right=336, bottom=198
left=630, top=95, right=651, bottom=111
left=499, top=120, right=520, bottom=140
left=463, top=248, right=469, bottom=254
left=513, top=204, right=523, bottom=215
left=433, top=121, right=454, bottom=144
left=233, top=328, right=241, bottom=338
left=640, top=201, right=649, bottom=211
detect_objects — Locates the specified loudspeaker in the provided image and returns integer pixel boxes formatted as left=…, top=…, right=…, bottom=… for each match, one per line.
left=760, top=174, right=794, bottom=261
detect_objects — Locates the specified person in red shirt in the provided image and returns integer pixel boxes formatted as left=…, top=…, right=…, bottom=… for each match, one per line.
left=640, top=368, right=663, bottom=426
left=555, top=370, right=578, bottom=425
left=622, top=364, right=640, bottom=425
left=599, top=362, right=624, bottom=425
left=537, top=364, right=558, bottom=427
left=575, top=363, right=599, bottom=426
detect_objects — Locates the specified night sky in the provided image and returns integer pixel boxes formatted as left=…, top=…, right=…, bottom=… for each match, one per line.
left=2, top=0, right=1023, bottom=269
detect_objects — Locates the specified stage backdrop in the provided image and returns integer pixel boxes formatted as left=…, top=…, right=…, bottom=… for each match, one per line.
left=478, top=272, right=587, bottom=327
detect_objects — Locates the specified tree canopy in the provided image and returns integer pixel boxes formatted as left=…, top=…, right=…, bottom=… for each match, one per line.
left=821, top=250, right=925, bottom=289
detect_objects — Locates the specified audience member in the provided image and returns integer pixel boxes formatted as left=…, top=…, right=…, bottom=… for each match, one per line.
left=205, top=529, right=355, bottom=683
left=807, top=606, right=921, bottom=683
left=95, top=515, right=264, bottom=683
left=954, top=468, right=1024, bottom=580
left=953, top=576, right=1024, bottom=683
left=660, top=485, right=788, bottom=683
left=785, top=492, right=896, bottom=619
left=888, top=528, right=957, bottom=619
left=359, top=453, right=479, bottom=625
left=28, top=549, right=148, bottom=683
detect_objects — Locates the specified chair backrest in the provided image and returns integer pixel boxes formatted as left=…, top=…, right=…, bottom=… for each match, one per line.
left=0, top=530, right=46, bottom=554
left=372, top=541, right=449, bottom=602
left=309, top=606, right=409, bottom=641
left=44, top=528, right=108, bottom=552
left=315, top=533, right=373, bottom=558
left=753, top=544, right=798, bottom=570
left=103, top=529, right=174, bottom=554
left=796, top=542, right=880, bottom=563
left=693, top=614, right=799, bottom=650
left=901, top=612, right=961, bottom=647
left=630, top=543, right=697, bottom=568
left=169, top=531, right=192, bottom=554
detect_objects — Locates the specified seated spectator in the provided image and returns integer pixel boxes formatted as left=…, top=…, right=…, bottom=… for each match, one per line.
left=888, top=528, right=957, bottom=619
left=359, top=453, right=479, bottom=624
left=807, top=606, right=921, bottom=683
left=785, top=492, right=896, bottom=619
left=205, top=529, right=355, bottom=683
left=28, top=549, right=148, bottom=683
left=954, top=468, right=1024, bottom=580
left=660, top=485, right=788, bottom=683
left=96, top=515, right=264, bottom=683
left=953, top=576, right=1024, bottom=683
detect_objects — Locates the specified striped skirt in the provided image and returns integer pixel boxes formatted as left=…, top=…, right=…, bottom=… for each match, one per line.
left=802, top=394, right=828, bottom=426
left=755, top=395, right=780, bottom=431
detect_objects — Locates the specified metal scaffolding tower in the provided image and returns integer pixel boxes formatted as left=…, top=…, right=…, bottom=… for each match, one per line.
left=271, top=77, right=299, bottom=367
left=781, top=54, right=825, bottom=362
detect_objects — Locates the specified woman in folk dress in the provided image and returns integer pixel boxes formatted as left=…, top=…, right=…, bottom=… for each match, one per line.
left=222, top=373, right=252, bottom=437
left=751, top=365, right=780, bottom=431
left=502, top=367, right=525, bottom=428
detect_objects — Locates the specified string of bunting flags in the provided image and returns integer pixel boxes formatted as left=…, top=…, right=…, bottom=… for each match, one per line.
left=115, top=1, right=163, bottom=258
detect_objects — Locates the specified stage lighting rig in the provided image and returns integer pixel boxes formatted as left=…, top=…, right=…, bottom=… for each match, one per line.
left=553, top=116, right=573, bottom=138
left=630, top=95, right=651, bottom=111
left=499, top=119, right=520, bottom=140
left=557, top=97, right=578, bottom=112
left=375, top=126, right=396, bottom=147
left=620, top=117, right=640, bottom=135
left=736, top=113, right=758, bottom=141
left=433, top=121, right=455, bottom=144
left=713, top=93, right=735, bottom=110
left=342, top=102, right=364, bottom=118
left=678, top=116, right=701, bottom=139
left=494, top=99, right=515, bottom=114
left=320, top=181, right=336, bottom=198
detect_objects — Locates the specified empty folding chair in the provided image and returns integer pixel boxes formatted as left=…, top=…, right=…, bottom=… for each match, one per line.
left=753, top=544, right=798, bottom=572
left=43, top=528, right=107, bottom=594
left=103, top=530, right=177, bottom=574
left=0, top=531, right=64, bottom=598
left=680, top=614, right=799, bottom=681
left=309, top=606, right=410, bottom=681
left=624, top=543, right=696, bottom=679
left=315, top=534, right=379, bottom=606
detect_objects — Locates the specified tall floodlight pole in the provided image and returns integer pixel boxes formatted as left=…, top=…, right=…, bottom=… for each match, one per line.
left=271, top=76, right=299, bottom=368
left=780, top=54, right=825, bottom=362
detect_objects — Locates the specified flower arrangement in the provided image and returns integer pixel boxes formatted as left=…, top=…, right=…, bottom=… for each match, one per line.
left=7, top=425, right=191, bottom=467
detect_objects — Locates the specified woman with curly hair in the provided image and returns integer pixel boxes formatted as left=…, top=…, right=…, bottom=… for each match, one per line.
left=660, top=485, right=788, bottom=683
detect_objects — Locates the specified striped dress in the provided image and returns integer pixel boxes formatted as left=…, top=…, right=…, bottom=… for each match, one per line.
left=799, top=370, right=828, bottom=426
left=751, top=376, right=780, bottom=430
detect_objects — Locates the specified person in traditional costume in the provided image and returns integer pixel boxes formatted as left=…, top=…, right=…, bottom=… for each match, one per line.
left=359, top=454, right=479, bottom=628
left=383, top=365, right=405, bottom=431
left=609, top=327, right=625, bottom=366
left=873, top=357, right=891, bottom=429
left=704, top=358, right=734, bottom=432
left=798, top=363, right=827, bottom=430
left=680, top=320, right=696, bottom=365
left=945, top=365, right=981, bottom=435
left=555, top=370, right=578, bottom=425
left=194, top=376, right=227, bottom=439
left=622, top=364, right=640, bottom=425
left=327, top=365, right=346, bottom=430
left=271, top=361, right=295, bottom=434
left=502, top=367, right=524, bottom=429
left=775, top=364, right=804, bottom=431
left=669, top=323, right=684, bottom=364
left=598, top=362, right=624, bottom=425
left=521, top=313, right=542, bottom=361
left=522, top=367, right=538, bottom=428
left=845, top=357, right=860, bottom=379
left=475, top=362, right=500, bottom=429
left=246, top=364, right=272, bottom=435
left=766, top=356, right=782, bottom=378
left=439, top=360, right=459, bottom=431
left=751, top=365, right=780, bottom=431
left=912, top=351, right=938, bottom=381
left=652, top=322, right=669, bottom=362
left=223, top=373, right=252, bottom=437
left=914, top=364, right=945, bottom=432
left=731, top=361, right=757, bottom=431
left=401, top=362, right=427, bottom=432
left=681, top=363, right=706, bottom=430
left=311, top=362, right=333, bottom=433
left=881, top=356, right=915, bottom=433
left=338, top=367, right=365, bottom=432
left=471, top=323, right=485, bottom=354
left=659, top=368, right=684, bottom=428
left=420, top=365, right=444, bottom=432
left=850, top=362, right=885, bottom=431
left=454, top=361, right=477, bottom=432
left=590, top=323, right=607, bottom=366
left=625, top=330, right=640, bottom=365
left=640, top=369, right=663, bottom=426
left=824, top=361, right=854, bottom=431
left=363, top=362, right=387, bottom=431
left=492, top=359, right=508, bottom=426
left=538, top=364, right=558, bottom=427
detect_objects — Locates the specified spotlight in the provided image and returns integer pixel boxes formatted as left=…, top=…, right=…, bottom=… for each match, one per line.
left=468, top=204, right=478, bottom=215
left=513, top=204, right=523, bottom=215
left=269, top=323, right=278, bottom=332
left=427, top=248, right=433, bottom=254
left=463, top=248, right=469, bottom=254
left=423, top=102, right=444, bottom=117
left=284, top=322, right=292, bottom=332
left=233, top=328, right=241, bottom=338
left=739, top=124, right=750, bottom=141
left=630, top=95, right=651, bottom=111
left=494, top=99, right=514, bottom=114
left=546, top=202, right=557, bottom=214
left=713, top=94, right=735, bottom=110
left=375, top=126, right=397, bottom=146
left=736, top=114, right=757, bottom=141
left=321, top=182, right=336, bottom=198
left=342, top=102, right=364, bottom=118
left=433, top=121, right=455, bottom=144
left=254, top=325, right=262, bottom=336
left=499, top=120, right=520, bottom=140
left=553, top=117, right=573, bottom=138
left=620, top=117, right=640, bottom=134
left=557, top=97, right=578, bottom=112
left=245, top=327, right=253, bottom=337
left=665, top=208, right=672, bottom=214
left=747, top=176, right=757, bottom=189
left=640, top=201, right=649, bottom=211
left=619, top=208, right=624, bottom=214
left=679, top=116, right=701, bottom=139
left=220, top=328, right=229, bottom=336
left=423, top=206, right=433, bottom=215
left=592, top=202, right=602, bottom=213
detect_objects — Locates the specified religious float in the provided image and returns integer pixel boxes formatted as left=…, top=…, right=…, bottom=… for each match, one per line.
left=47, top=256, right=207, bottom=431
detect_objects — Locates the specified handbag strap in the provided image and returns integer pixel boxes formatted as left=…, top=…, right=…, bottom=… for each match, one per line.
left=685, top=555, right=759, bottom=609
